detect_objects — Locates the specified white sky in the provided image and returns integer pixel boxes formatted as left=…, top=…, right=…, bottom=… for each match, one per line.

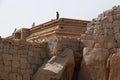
left=0, top=0, right=119, bottom=37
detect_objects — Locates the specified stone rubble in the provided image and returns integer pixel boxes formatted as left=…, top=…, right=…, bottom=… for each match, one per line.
left=33, top=48, right=74, bottom=80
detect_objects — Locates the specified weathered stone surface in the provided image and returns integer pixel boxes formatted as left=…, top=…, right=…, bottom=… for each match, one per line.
left=3, top=54, right=12, bottom=61
left=33, top=48, right=75, bottom=80
left=0, top=40, right=49, bottom=80
left=79, top=5, right=120, bottom=80
left=108, top=51, right=120, bottom=80
left=79, top=48, right=109, bottom=80
left=81, top=40, right=95, bottom=48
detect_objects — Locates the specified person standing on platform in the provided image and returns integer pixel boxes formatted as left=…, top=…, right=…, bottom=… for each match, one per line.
left=56, top=11, right=59, bottom=19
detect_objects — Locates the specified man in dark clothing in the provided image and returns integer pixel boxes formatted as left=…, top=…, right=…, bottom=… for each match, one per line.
left=56, top=11, right=59, bottom=19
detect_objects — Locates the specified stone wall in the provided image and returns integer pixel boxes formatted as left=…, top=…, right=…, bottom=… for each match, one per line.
left=31, top=36, right=81, bottom=57
left=55, top=37, right=80, bottom=54
left=0, top=39, right=49, bottom=80
left=79, top=5, right=120, bottom=80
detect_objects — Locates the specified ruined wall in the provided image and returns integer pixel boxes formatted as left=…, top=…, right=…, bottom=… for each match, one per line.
left=0, top=39, right=49, bottom=80
left=55, top=37, right=80, bottom=53
left=2, top=5, right=120, bottom=80
left=29, top=36, right=82, bottom=56
left=79, top=5, right=120, bottom=80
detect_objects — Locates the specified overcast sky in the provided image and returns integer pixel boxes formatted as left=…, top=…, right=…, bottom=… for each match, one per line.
left=0, top=0, right=119, bottom=37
